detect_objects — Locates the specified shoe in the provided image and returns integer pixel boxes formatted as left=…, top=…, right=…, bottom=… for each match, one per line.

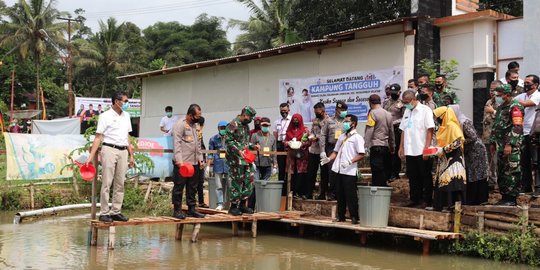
left=336, top=217, right=345, bottom=222
left=99, top=215, right=112, bottom=223
left=494, top=200, right=516, bottom=206
left=520, top=187, right=533, bottom=194
left=532, top=190, right=540, bottom=198
left=216, top=204, right=224, bottom=211
left=198, top=203, right=209, bottom=208
left=187, top=207, right=206, bottom=218
left=300, top=195, right=308, bottom=200
left=316, top=194, right=326, bottom=200
left=404, top=201, right=421, bottom=208
left=351, top=217, right=359, bottom=225
left=111, top=213, right=129, bottom=222
left=239, top=201, right=254, bottom=214
left=228, top=204, right=242, bottom=216
left=326, top=195, right=336, bottom=201
left=173, top=210, right=186, bottom=219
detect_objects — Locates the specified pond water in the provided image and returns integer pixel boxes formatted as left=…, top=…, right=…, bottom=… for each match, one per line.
left=0, top=211, right=535, bottom=269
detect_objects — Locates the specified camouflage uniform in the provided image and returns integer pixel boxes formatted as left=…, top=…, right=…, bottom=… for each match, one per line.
left=433, top=90, right=459, bottom=107
left=225, top=108, right=257, bottom=203
left=483, top=97, right=499, bottom=187
left=511, top=85, right=523, bottom=97
left=490, top=85, right=524, bottom=198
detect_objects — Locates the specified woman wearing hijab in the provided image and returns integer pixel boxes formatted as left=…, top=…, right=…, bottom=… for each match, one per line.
left=432, top=106, right=467, bottom=211
left=449, top=105, right=489, bottom=205
left=284, top=114, right=312, bottom=199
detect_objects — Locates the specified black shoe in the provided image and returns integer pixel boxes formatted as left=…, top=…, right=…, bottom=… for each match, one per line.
left=99, top=215, right=112, bottom=223
left=300, top=195, right=308, bottom=200
left=228, top=204, right=242, bottom=216
left=326, top=195, right=336, bottom=201
left=187, top=208, right=206, bottom=218
left=495, top=200, right=516, bottom=206
left=336, top=217, right=345, bottom=222
left=198, top=203, right=209, bottom=208
left=316, top=194, right=326, bottom=200
left=405, top=201, right=421, bottom=208
left=351, top=217, right=359, bottom=225
left=532, top=190, right=540, bottom=198
left=239, top=200, right=254, bottom=214
left=173, top=210, right=186, bottom=219
left=111, top=213, right=129, bottom=222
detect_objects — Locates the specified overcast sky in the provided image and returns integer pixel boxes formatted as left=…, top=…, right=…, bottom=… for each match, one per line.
left=4, top=0, right=252, bottom=42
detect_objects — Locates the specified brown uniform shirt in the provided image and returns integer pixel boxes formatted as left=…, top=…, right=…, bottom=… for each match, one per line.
left=364, top=107, right=395, bottom=149
left=383, top=98, right=404, bottom=126
left=309, top=115, right=327, bottom=154
left=320, top=115, right=345, bottom=152
left=173, top=118, right=203, bottom=164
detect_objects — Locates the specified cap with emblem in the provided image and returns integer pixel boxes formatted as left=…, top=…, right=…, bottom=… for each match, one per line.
left=336, top=101, right=348, bottom=110
left=495, top=84, right=512, bottom=95
left=389, top=83, right=401, bottom=93
left=242, top=106, right=257, bottom=117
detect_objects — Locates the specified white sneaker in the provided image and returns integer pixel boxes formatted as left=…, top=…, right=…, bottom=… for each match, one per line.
left=216, top=204, right=223, bottom=211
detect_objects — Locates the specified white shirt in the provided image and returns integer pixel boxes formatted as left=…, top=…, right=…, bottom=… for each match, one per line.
left=515, top=90, right=540, bottom=135
left=273, top=115, right=292, bottom=142
left=331, top=129, right=365, bottom=176
left=160, top=115, right=179, bottom=136
left=399, top=103, right=435, bottom=156
left=96, top=109, right=132, bottom=146
left=500, top=77, right=525, bottom=88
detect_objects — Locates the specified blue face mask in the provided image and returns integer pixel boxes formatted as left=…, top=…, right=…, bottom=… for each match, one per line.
left=121, top=101, right=129, bottom=111
left=343, top=122, right=352, bottom=131
left=339, top=111, right=347, bottom=118
left=404, top=103, right=414, bottom=110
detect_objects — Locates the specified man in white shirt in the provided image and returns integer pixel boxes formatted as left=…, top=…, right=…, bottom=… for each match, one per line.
left=321, top=114, right=365, bottom=224
left=87, top=92, right=134, bottom=223
left=273, top=103, right=292, bottom=193
left=398, top=90, right=435, bottom=209
left=515, top=75, right=540, bottom=193
left=500, top=61, right=525, bottom=88
left=159, top=106, right=178, bottom=136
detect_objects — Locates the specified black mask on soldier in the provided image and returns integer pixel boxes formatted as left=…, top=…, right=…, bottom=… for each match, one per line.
left=419, top=93, right=429, bottom=101
left=391, top=93, right=399, bottom=100
left=435, top=84, right=444, bottom=91
left=509, top=80, right=519, bottom=89
left=280, top=112, right=288, bottom=118
left=315, top=113, right=324, bottom=119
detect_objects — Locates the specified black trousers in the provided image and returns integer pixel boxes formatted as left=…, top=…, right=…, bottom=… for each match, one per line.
left=405, top=155, right=433, bottom=204
left=335, top=173, right=359, bottom=219
left=521, top=135, right=533, bottom=192
left=197, top=168, right=205, bottom=204
left=370, top=146, right=391, bottom=186
left=533, top=140, right=540, bottom=189
left=307, top=153, right=323, bottom=199
left=172, top=162, right=199, bottom=209
left=277, top=141, right=287, bottom=195
left=390, top=126, right=402, bottom=179
left=319, top=144, right=336, bottom=197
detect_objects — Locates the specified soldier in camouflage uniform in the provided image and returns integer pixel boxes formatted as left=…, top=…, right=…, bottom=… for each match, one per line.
left=225, top=106, right=259, bottom=216
left=483, top=80, right=503, bottom=189
left=490, top=84, right=524, bottom=206
left=433, top=74, right=459, bottom=107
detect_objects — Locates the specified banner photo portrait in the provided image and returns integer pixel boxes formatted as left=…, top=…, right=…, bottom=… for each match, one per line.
left=75, top=97, right=141, bottom=118
left=131, top=136, right=174, bottom=179
left=279, top=67, right=404, bottom=122
left=4, top=133, right=86, bottom=180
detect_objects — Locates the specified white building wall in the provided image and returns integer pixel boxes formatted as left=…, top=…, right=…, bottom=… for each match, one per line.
left=140, top=30, right=409, bottom=141
left=523, top=0, right=540, bottom=76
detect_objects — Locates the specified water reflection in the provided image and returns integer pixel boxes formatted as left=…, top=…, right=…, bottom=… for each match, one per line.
left=0, top=212, right=536, bottom=270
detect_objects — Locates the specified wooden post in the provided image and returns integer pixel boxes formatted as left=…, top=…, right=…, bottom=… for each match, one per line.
left=72, top=176, right=79, bottom=197
left=287, top=172, right=292, bottom=211
left=191, top=223, right=201, bottom=243
left=29, top=184, right=35, bottom=209
left=331, top=205, right=337, bottom=221
left=175, top=223, right=184, bottom=240
left=521, top=205, right=529, bottom=234
left=422, top=239, right=430, bottom=256
left=360, top=233, right=367, bottom=246
left=419, top=214, right=424, bottom=230
left=90, top=225, right=98, bottom=246
left=478, top=211, right=485, bottom=234
left=298, top=225, right=305, bottom=237
left=453, top=201, right=461, bottom=233
left=251, top=220, right=258, bottom=238
left=91, top=154, right=98, bottom=220
left=144, top=181, right=153, bottom=203
left=108, top=227, right=115, bottom=250
left=232, top=222, right=239, bottom=236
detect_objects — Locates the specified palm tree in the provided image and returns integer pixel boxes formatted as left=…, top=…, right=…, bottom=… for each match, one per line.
left=74, top=17, right=126, bottom=98
left=230, top=0, right=301, bottom=54
left=0, top=0, right=66, bottom=110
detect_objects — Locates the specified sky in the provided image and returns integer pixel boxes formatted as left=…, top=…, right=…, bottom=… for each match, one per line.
left=3, top=0, right=252, bottom=42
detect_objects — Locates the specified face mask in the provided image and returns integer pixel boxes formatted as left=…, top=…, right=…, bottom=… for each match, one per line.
left=254, top=124, right=261, bottom=130
left=166, top=112, right=173, bottom=118
left=419, top=93, right=429, bottom=101
left=495, top=96, right=504, bottom=105
left=524, top=84, right=532, bottom=92
left=404, top=103, right=414, bottom=110
left=315, top=113, right=324, bottom=119
left=509, top=80, right=518, bottom=88
left=242, top=119, right=252, bottom=125
left=292, top=122, right=299, bottom=127
left=339, top=111, right=347, bottom=118
left=192, top=116, right=200, bottom=124
left=219, top=129, right=226, bottom=136
left=121, top=101, right=129, bottom=111
left=391, top=93, right=399, bottom=100
left=343, top=122, right=352, bottom=131
left=435, top=84, right=444, bottom=91
left=280, top=112, right=287, bottom=118
left=261, top=127, right=270, bottom=133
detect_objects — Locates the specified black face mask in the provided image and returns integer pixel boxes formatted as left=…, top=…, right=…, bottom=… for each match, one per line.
left=292, top=122, right=299, bottom=128
left=242, top=119, right=252, bottom=125
left=254, top=124, right=261, bottom=130
left=419, top=93, right=429, bottom=101
left=280, top=112, right=288, bottom=118
left=509, top=80, right=519, bottom=88
left=435, top=84, right=444, bottom=91
left=524, top=84, right=533, bottom=92
left=391, top=93, right=399, bottom=100
left=315, top=113, right=324, bottom=119
left=191, top=116, right=200, bottom=123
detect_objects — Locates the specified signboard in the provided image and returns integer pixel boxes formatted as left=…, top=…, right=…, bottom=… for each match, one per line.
left=74, top=97, right=141, bottom=118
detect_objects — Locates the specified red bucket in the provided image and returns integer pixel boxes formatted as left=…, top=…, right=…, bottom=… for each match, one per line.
left=79, top=163, right=96, bottom=181
left=180, top=163, right=195, bottom=177
left=243, top=149, right=256, bottom=164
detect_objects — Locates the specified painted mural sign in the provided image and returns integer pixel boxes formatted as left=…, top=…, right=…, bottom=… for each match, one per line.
left=279, top=66, right=404, bottom=122
left=130, top=136, right=174, bottom=179
left=75, top=97, right=141, bottom=118
left=4, top=133, right=86, bottom=180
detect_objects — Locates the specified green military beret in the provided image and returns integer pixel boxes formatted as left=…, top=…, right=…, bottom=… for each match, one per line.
left=495, top=84, right=512, bottom=95
left=243, top=106, right=257, bottom=117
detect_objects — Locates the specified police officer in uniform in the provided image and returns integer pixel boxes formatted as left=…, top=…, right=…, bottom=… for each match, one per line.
left=383, top=84, right=404, bottom=181
left=490, top=84, right=524, bottom=206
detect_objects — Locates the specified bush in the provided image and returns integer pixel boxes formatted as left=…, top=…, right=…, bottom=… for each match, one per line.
left=0, top=188, right=23, bottom=210
left=122, top=185, right=145, bottom=210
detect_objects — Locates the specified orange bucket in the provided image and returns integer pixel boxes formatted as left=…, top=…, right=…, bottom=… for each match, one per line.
left=243, top=149, right=256, bottom=164
left=180, top=162, right=195, bottom=177
left=79, top=163, right=96, bottom=181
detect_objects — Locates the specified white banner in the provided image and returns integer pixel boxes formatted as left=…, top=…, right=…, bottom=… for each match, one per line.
left=75, top=97, right=141, bottom=118
left=279, top=67, right=403, bottom=122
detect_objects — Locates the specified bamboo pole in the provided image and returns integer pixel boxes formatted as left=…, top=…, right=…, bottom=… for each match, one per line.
left=521, top=205, right=529, bottom=235
left=478, top=211, right=485, bottom=234
left=144, top=181, right=153, bottom=202
left=29, top=184, right=35, bottom=210
left=453, top=201, right=461, bottom=233
left=91, top=154, right=98, bottom=220
left=72, top=176, right=79, bottom=197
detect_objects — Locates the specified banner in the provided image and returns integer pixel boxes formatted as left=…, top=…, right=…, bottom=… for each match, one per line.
left=279, top=67, right=403, bottom=122
left=4, top=133, right=86, bottom=180
left=75, top=97, right=141, bottom=118
left=32, top=118, right=81, bottom=135
left=131, top=136, right=174, bottom=178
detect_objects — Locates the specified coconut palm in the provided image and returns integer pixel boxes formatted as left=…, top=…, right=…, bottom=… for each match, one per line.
left=0, top=0, right=66, bottom=110
left=74, top=17, right=126, bottom=98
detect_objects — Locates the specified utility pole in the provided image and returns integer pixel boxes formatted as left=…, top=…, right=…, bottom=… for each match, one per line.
left=58, top=17, right=82, bottom=117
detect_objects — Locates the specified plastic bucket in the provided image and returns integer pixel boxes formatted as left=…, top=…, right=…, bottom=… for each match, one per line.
left=79, top=163, right=96, bottom=181
left=180, top=163, right=194, bottom=177
left=243, top=149, right=256, bottom=164
left=254, top=180, right=284, bottom=212
left=357, top=186, right=393, bottom=227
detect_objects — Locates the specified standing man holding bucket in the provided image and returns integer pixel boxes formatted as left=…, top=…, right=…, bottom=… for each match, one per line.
left=87, top=91, right=134, bottom=223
